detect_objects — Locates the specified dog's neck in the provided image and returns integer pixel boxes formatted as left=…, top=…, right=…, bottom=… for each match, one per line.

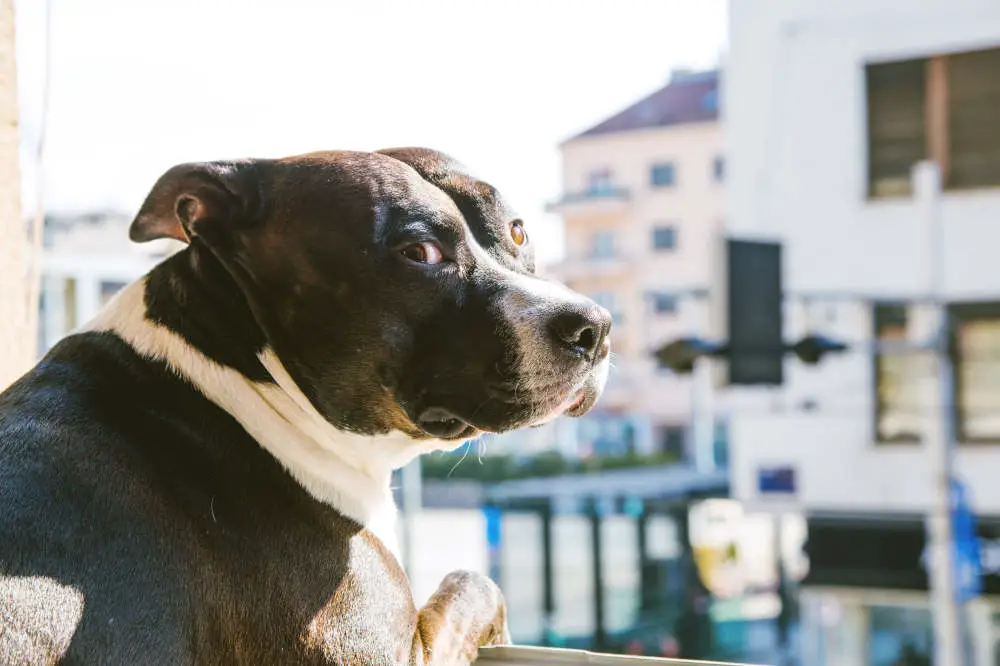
left=84, top=246, right=431, bottom=560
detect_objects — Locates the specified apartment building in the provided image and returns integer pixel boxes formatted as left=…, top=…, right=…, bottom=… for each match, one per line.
left=725, top=1, right=1000, bottom=664
left=38, top=212, right=182, bottom=355
left=544, top=69, right=725, bottom=462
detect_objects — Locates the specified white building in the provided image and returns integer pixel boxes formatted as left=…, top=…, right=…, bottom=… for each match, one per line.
left=725, top=1, right=1000, bottom=665
left=38, top=212, right=182, bottom=355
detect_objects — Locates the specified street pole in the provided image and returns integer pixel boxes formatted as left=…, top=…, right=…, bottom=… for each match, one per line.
left=400, top=457, right=422, bottom=579
left=914, top=160, right=964, bottom=666
left=691, top=355, right=715, bottom=474
left=691, top=235, right=721, bottom=475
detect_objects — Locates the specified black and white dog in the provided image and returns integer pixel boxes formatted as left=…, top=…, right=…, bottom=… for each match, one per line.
left=0, top=148, right=611, bottom=665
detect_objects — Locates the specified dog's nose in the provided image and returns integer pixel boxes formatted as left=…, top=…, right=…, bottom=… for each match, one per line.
left=548, top=303, right=612, bottom=361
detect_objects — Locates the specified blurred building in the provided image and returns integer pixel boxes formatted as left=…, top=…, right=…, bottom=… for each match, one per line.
left=37, top=211, right=182, bottom=355
left=725, top=1, right=1000, bottom=665
left=525, top=69, right=726, bottom=462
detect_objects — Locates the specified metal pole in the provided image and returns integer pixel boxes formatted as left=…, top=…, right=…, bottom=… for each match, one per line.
left=588, top=498, right=607, bottom=652
left=690, top=290, right=717, bottom=474
left=691, top=356, right=716, bottom=474
left=540, top=500, right=556, bottom=646
left=914, top=160, right=963, bottom=666
left=400, top=457, right=422, bottom=578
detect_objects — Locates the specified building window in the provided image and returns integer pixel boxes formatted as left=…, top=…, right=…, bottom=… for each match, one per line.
left=650, top=162, right=676, bottom=188
left=658, top=426, right=686, bottom=460
left=868, top=605, right=933, bottom=666
left=591, top=291, right=623, bottom=325
left=866, top=45, right=1000, bottom=197
left=99, top=280, right=128, bottom=308
left=651, top=292, right=678, bottom=315
left=951, top=301, right=1000, bottom=442
left=586, top=169, right=614, bottom=195
left=589, top=231, right=616, bottom=259
left=712, top=156, right=725, bottom=182
left=873, top=303, right=924, bottom=443
left=651, top=225, right=677, bottom=251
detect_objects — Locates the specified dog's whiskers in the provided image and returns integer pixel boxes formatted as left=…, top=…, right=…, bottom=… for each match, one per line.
left=447, top=441, right=473, bottom=478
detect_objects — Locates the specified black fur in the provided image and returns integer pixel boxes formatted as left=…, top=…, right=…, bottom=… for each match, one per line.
left=0, top=148, right=610, bottom=664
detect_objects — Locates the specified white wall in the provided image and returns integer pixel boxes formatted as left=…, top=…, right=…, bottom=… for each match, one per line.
left=724, top=0, right=1000, bottom=513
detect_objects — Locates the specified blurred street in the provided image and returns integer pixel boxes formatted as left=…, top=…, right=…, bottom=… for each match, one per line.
left=5, top=0, right=1000, bottom=664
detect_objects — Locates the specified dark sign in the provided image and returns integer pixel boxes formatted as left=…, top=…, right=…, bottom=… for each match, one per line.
left=758, top=466, right=796, bottom=495
left=803, top=514, right=1000, bottom=595
left=727, top=239, right=784, bottom=386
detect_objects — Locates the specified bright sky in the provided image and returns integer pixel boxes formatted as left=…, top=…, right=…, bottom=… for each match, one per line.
left=14, top=0, right=727, bottom=263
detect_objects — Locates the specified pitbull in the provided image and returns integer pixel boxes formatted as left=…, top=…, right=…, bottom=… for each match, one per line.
left=0, top=148, right=611, bottom=665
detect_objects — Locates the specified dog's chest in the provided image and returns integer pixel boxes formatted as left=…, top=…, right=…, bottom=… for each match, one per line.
left=190, top=526, right=417, bottom=665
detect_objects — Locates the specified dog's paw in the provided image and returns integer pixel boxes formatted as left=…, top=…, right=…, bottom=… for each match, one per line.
left=419, top=569, right=512, bottom=662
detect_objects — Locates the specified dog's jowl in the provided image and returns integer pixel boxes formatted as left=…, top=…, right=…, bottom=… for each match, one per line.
left=0, top=148, right=611, bottom=665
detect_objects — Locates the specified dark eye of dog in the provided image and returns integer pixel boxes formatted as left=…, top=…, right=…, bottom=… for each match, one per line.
left=510, top=220, right=527, bottom=246
left=400, top=242, right=445, bottom=265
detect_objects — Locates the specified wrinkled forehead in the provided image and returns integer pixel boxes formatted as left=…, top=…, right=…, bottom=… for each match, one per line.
left=274, top=150, right=467, bottom=227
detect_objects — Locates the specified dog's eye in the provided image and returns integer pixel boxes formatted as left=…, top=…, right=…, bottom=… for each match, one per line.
left=400, top=242, right=444, bottom=265
left=510, top=220, right=527, bottom=246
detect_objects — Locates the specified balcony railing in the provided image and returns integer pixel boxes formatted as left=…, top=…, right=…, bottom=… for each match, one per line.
left=545, top=186, right=631, bottom=215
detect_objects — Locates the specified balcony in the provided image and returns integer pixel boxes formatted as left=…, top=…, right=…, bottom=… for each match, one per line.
left=545, top=186, right=631, bottom=217
left=548, top=251, right=632, bottom=282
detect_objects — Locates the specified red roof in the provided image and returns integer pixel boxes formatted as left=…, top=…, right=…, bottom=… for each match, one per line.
left=571, top=69, right=720, bottom=140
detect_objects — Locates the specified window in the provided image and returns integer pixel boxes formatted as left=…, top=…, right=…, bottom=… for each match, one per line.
left=589, top=231, right=616, bottom=259
left=651, top=225, right=677, bottom=251
left=873, top=303, right=924, bottom=442
left=868, top=605, right=933, bottom=666
left=951, top=301, right=1000, bottom=442
left=659, top=426, right=686, bottom=460
left=99, top=280, right=128, bottom=308
left=712, top=156, right=725, bottom=182
left=651, top=292, right=678, bottom=315
left=867, top=59, right=927, bottom=197
left=650, top=162, right=676, bottom=188
left=866, top=45, right=1000, bottom=197
left=586, top=169, right=614, bottom=194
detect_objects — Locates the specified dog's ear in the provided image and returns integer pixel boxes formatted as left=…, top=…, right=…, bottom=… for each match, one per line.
left=129, top=160, right=263, bottom=244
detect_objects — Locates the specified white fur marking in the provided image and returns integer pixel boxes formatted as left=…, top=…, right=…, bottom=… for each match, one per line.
left=86, top=278, right=446, bottom=560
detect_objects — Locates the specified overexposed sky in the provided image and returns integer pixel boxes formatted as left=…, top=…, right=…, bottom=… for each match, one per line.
left=14, top=0, right=727, bottom=263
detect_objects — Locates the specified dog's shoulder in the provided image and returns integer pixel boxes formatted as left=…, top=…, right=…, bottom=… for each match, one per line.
left=0, top=329, right=224, bottom=484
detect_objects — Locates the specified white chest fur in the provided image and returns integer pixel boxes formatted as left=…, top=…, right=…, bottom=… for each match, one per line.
left=86, top=278, right=442, bottom=561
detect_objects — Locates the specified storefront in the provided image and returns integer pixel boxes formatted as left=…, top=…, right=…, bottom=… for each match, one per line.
left=798, top=514, right=1000, bottom=666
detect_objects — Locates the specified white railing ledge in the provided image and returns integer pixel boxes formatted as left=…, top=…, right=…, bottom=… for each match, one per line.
left=477, top=646, right=759, bottom=665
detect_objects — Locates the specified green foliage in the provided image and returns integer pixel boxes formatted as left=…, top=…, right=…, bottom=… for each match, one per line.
left=420, top=447, right=679, bottom=482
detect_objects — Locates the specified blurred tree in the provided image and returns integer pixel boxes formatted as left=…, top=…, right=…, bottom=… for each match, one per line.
left=421, top=449, right=680, bottom=482
left=0, top=0, right=33, bottom=389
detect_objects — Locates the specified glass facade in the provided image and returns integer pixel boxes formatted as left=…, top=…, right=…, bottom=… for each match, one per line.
left=868, top=605, right=933, bottom=666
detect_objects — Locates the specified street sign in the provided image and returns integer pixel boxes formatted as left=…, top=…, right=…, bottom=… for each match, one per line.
left=757, top=466, right=796, bottom=495
left=951, top=479, right=981, bottom=603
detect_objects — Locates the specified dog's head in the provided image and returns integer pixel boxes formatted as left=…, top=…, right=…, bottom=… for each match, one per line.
left=130, top=148, right=611, bottom=443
